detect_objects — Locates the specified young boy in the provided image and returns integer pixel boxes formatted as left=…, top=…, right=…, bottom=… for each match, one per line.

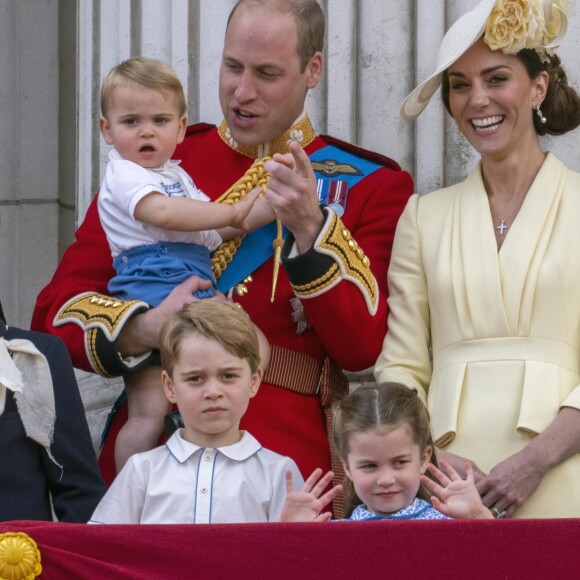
left=89, top=301, right=304, bottom=524
left=97, top=57, right=273, bottom=471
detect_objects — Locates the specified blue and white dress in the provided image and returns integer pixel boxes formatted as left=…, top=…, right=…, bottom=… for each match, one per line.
left=347, top=498, right=450, bottom=521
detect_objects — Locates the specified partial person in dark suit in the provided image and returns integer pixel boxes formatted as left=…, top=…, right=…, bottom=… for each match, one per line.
left=0, top=305, right=106, bottom=522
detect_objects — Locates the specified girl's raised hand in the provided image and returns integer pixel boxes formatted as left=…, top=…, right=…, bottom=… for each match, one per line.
left=278, top=468, right=342, bottom=522
left=421, top=459, right=493, bottom=519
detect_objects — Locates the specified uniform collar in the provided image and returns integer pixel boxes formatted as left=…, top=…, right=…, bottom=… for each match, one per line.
left=166, top=429, right=263, bottom=463
left=217, top=112, right=316, bottom=159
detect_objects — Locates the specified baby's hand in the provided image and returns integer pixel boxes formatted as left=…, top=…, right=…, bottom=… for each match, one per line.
left=420, top=459, right=493, bottom=519
left=278, top=468, right=342, bottom=522
left=230, top=186, right=261, bottom=231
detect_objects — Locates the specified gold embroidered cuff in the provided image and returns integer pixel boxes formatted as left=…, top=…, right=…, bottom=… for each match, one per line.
left=289, top=210, right=379, bottom=315
left=54, top=292, right=149, bottom=342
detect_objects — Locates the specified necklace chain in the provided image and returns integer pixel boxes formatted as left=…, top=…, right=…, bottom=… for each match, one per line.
left=489, top=194, right=526, bottom=236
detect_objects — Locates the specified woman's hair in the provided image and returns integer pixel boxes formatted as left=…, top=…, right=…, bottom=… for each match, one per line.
left=517, top=50, right=580, bottom=136
left=441, top=42, right=580, bottom=137
left=100, top=56, right=187, bottom=118
left=159, top=301, right=260, bottom=376
left=226, top=0, right=324, bottom=72
left=332, top=382, right=437, bottom=515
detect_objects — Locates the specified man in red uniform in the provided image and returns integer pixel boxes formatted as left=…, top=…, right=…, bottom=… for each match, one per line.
left=32, top=0, right=413, bottom=512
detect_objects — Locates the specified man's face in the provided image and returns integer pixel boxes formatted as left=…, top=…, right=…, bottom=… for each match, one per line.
left=219, top=5, right=322, bottom=147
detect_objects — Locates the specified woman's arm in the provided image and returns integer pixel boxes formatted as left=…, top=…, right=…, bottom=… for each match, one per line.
left=476, top=406, right=580, bottom=517
left=373, top=195, right=432, bottom=400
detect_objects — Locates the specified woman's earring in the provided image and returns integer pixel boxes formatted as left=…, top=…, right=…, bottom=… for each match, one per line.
left=535, top=104, right=547, bottom=124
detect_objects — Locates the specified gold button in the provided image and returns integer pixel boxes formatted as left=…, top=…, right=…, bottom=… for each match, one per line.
left=342, top=229, right=351, bottom=240
left=357, top=248, right=365, bottom=260
left=348, top=240, right=356, bottom=250
left=235, top=283, right=248, bottom=296
left=362, top=256, right=370, bottom=268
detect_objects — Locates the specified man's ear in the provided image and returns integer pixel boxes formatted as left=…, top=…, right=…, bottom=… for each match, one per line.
left=162, top=370, right=177, bottom=404
left=305, top=51, right=323, bottom=90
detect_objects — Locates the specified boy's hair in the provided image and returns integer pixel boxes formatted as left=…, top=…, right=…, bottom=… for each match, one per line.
left=332, top=382, right=437, bottom=514
left=227, top=0, right=324, bottom=72
left=100, top=56, right=187, bottom=117
left=159, top=301, right=260, bottom=376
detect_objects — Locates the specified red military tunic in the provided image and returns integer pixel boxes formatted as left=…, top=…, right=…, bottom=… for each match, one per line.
left=32, top=115, right=413, bottom=488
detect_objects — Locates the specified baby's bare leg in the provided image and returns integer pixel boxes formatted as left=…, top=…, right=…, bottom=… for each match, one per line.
left=114, top=366, right=172, bottom=472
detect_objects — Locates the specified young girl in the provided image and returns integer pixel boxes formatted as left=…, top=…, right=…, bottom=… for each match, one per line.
left=281, top=383, right=493, bottom=521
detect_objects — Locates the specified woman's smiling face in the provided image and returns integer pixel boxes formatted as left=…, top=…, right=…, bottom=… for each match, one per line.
left=447, top=38, right=547, bottom=162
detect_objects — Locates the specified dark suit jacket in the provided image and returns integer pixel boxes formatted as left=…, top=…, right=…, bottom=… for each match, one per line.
left=0, top=319, right=106, bottom=521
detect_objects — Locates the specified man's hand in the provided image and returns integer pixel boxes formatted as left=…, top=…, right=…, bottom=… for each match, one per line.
left=264, top=141, right=323, bottom=253
left=116, top=276, right=213, bottom=356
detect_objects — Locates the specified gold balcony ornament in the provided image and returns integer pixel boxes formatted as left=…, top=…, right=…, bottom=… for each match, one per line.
left=0, top=532, right=42, bottom=580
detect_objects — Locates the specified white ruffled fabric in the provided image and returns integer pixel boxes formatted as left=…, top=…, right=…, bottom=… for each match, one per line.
left=0, top=334, right=60, bottom=466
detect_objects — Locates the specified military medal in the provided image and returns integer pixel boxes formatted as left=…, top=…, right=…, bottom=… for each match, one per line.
left=315, top=179, right=349, bottom=217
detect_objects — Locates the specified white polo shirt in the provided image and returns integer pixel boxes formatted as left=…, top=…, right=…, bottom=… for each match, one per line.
left=98, top=148, right=222, bottom=258
left=89, top=430, right=303, bottom=524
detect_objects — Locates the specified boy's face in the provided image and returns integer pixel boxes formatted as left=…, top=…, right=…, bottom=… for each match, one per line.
left=99, top=84, right=187, bottom=168
left=161, top=333, right=262, bottom=448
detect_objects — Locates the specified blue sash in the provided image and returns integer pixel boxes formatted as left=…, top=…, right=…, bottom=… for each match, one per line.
left=215, top=145, right=382, bottom=293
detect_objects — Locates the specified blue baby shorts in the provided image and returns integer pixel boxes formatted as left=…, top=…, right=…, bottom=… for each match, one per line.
left=108, top=241, right=218, bottom=307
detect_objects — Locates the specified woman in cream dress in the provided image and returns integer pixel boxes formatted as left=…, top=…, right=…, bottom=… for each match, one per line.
left=375, top=0, right=580, bottom=518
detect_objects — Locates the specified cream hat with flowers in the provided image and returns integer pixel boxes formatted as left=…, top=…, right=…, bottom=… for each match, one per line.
left=400, top=0, right=572, bottom=121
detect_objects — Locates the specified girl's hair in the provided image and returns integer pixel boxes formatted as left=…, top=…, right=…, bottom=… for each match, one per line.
left=332, top=382, right=437, bottom=515
left=159, top=301, right=260, bottom=376
left=100, top=56, right=187, bottom=118
left=441, top=44, right=580, bottom=137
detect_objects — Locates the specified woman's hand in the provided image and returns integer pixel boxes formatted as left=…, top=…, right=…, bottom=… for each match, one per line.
left=421, top=460, right=493, bottom=519
left=435, top=448, right=486, bottom=483
left=476, top=407, right=580, bottom=518
left=278, top=468, right=342, bottom=522
left=476, top=446, right=545, bottom=518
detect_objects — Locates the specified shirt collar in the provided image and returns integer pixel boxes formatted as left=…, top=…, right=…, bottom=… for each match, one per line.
left=217, top=112, right=316, bottom=160
left=166, top=430, right=262, bottom=463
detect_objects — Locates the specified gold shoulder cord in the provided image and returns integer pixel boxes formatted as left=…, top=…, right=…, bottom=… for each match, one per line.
left=212, top=157, right=284, bottom=302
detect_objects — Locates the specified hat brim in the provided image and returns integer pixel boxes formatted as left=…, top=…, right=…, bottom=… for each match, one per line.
left=400, top=0, right=497, bottom=121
